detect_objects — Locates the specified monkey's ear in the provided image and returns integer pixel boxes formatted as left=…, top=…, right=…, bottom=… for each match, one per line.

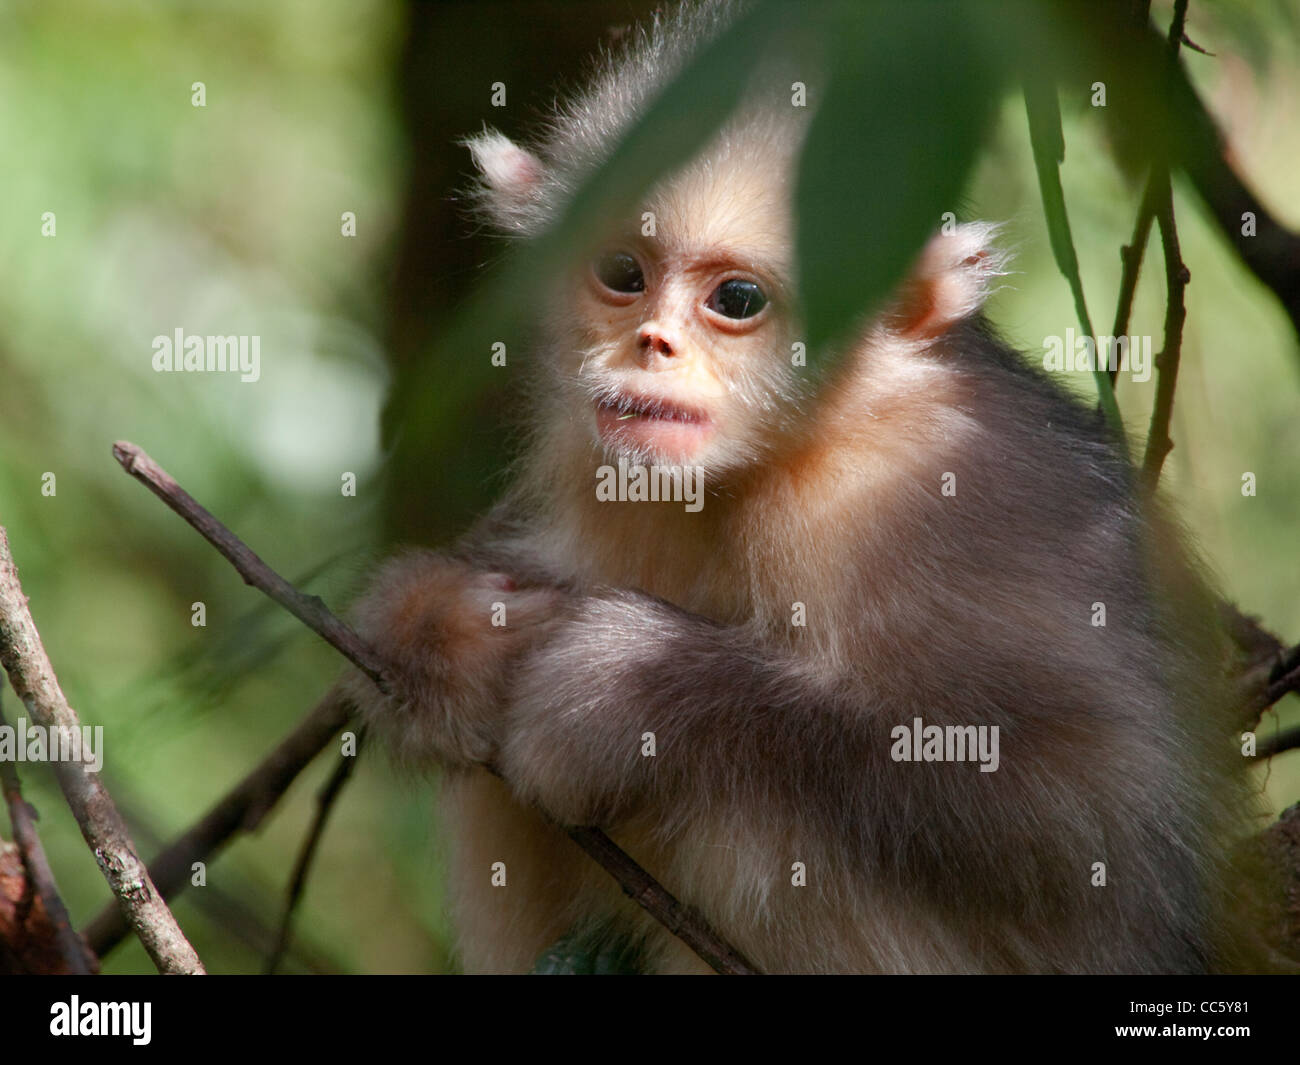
left=890, top=222, right=1008, bottom=340
left=463, top=129, right=546, bottom=232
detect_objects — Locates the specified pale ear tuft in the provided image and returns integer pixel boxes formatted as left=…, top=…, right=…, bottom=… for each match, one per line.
left=463, top=129, right=546, bottom=232
left=893, top=222, right=1010, bottom=339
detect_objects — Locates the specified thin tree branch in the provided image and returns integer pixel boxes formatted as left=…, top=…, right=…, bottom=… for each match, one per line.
left=1172, top=71, right=1300, bottom=346
left=1234, top=636, right=1300, bottom=727
left=114, top=788, right=344, bottom=972
left=83, top=688, right=353, bottom=958
left=1106, top=0, right=1157, bottom=393
left=1220, top=600, right=1287, bottom=665
left=1258, top=724, right=1300, bottom=761
left=112, top=442, right=389, bottom=693
left=1222, top=601, right=1292, bottom=728
left=1139, top=0, right=1191, bottom=490
left=564, top=822, right=760, bottom=974
left=1261, top=644, right=1300, bottom=714
left=0, top=525, right=204, bottom=974
left=1108, top=182, right=1157, bottom=388
left=1102, top=1, right=1300, bottom=348
left=1102, top=2, right=1300, bottom=375
left=266, top=729, right=363, bottom=974
left=1141, top=172, right=1189, bottom=489
left=1164, top=0, right=1190, bottom=55
left=0, top=691, right=96, bottom=974
left=110, top=441, right=758, bottom=975
left=1098, top=2, right=1300, bottom=350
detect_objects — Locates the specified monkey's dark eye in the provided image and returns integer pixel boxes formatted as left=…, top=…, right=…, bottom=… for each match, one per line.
left=593, top=251, right=645, bottom=293
left=707, top=279, right=767, bottom=320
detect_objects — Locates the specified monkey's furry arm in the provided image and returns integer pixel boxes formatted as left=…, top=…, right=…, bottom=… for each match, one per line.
left=351, top=546, right=1214, bottom=970
left=500, top=586, right=1104, bottom=860
left=502, top=583, right=1212, bottom=969
left=498, top=590, right=837, bottom=829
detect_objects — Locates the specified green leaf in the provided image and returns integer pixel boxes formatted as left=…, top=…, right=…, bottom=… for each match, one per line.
left=795, top=0, right=999, bottom=358
left=1023, top=72, right=1125, bottom=443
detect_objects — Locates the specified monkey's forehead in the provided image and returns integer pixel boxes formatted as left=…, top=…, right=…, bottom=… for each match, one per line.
left=641, top=165, right=792, bottom=274
left=587, top=117, right=800, bottom=278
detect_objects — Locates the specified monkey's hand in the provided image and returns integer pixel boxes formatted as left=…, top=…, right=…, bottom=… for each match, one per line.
left=345, top=550, right=566, bottom=767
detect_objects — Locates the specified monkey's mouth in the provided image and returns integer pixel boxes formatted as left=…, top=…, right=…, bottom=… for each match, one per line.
left=595, top=393, right=714, bottom=459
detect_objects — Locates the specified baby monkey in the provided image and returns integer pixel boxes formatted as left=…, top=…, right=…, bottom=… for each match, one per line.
left=346, top=2, right=1252, bottom=973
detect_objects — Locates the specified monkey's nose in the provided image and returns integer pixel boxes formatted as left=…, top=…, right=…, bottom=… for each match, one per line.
left=637, top=325, right=675, bottom=357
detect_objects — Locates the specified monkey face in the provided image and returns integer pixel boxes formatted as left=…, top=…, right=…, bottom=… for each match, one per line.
left=563, top=134, right=803, bottom=475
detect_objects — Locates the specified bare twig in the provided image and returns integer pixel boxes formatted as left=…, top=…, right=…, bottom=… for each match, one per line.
left=0, top=525, right=204, bottom=974
left=266, top=730, right=363, bottom=974
left=112, top=442, right=389, bottom=692
left=1233, top=621, right=1300, bottom=755
left=1106, top=5, right=1158, bottom=393
left=1141, top=173, right=1189, bottom=489
left=1260, top=644, right=1300, bottom=715
left=111, top=441, right=758, bottom=975
left=1232, top=632, right=1300, bottom=729
left=110, top=781, right=345, bottom=973
left=1139, top=0, right=1192, bottom=490
left=1169, top=57, right=1300, bottom=347
left=0, top=692, right=95, bottom=974
left=1108, top=183, right=1157, bottom=388
left=1103, top=2, right=1300, bottom=352
left=563, top=823, right=758, bottom=974
left=1164, top=1, right=1190, bottom=55
left=1220, top=601, right=1287, bottom=666
left=1222, top=602, right=1293, bottom=728
left=84, top=689, right=352, bottom=958
left=1258, top=724, right=1300, bottom=761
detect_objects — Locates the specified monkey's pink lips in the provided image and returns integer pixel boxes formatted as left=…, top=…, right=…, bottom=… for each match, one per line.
left=595, top=395, right=714, bottom=458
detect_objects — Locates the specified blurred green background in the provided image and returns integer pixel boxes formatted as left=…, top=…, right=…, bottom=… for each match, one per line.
left=0, top=0, right=1296, bottom=973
